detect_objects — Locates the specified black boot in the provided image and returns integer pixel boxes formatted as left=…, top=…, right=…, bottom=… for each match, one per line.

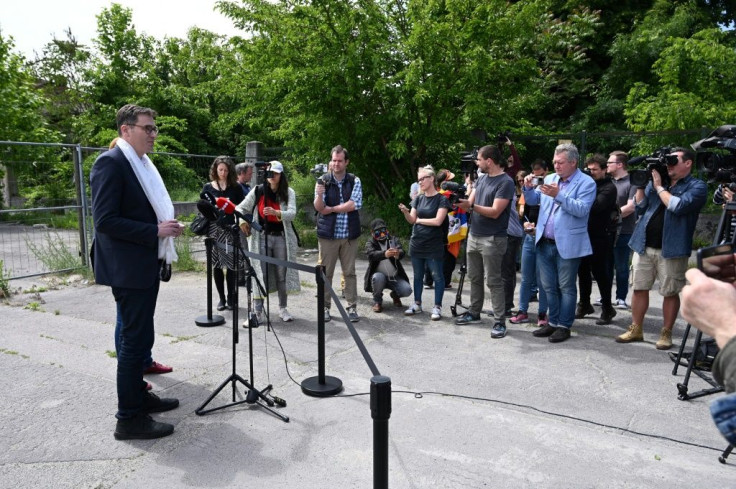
left=575, top=302, right=594, bottom=319
left=596, top=305, right=617, bottom=325
left=225, top=268, right=236, bottom=310
left=114, top=413, right=174, bottom=440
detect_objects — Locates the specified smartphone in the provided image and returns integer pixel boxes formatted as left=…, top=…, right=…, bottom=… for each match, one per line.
left=697, top=243, right=736, bottom=282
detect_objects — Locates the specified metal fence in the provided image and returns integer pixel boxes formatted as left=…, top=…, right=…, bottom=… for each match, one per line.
left=0, top=129, right=717, bottom=280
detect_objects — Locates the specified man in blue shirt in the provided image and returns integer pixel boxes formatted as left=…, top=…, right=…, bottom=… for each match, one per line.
left=616, top=148, right=707, bottom=349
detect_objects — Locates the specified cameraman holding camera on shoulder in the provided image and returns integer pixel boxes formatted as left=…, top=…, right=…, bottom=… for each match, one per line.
left=616, top=148, right=707, bottom=349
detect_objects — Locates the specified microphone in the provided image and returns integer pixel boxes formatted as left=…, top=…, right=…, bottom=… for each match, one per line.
left=196, top=199, right=220, bottom=222
left=214, top=196, right=262, bottom=232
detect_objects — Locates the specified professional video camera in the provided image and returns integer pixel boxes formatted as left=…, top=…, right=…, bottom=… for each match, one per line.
left=692, top=124, right=736, bottom=185
left=629, top=147, right=677, bottom=188
left=254, top=160, right=270, bottom=185
left=460, top=148, right=478, bottom=175
left=310, top=162, right=332, bottom=186
left=440, top=181, right=468, bottom=205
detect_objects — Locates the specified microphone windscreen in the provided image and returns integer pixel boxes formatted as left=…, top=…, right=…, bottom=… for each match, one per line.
left=200, top=190, right=217, bottom=206
left=197, top=199, right=219, bottom=221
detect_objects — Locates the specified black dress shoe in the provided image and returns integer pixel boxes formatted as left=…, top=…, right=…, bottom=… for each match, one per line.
left=575, top=303, right=595, bottom=319
left=532, top=324, right=556, bottom=337
left=114, top=413, right=174, bottom=440
left=142, top=391, right=180, bottom=414
left=217, top=300, right=226, bottom=311
left=548, top=327, right=571, bottom=343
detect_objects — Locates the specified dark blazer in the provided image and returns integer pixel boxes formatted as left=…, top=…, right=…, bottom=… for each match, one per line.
left=90, top=146, right=160, bottom=289
left=363, top=235, right=410, bottom=292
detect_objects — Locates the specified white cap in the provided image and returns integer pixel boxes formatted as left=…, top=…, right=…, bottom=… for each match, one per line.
left=269, top=161, right=284, bottom=173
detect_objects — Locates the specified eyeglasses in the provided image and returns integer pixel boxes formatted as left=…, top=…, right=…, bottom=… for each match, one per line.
left=373, top=228, right=388, bottom=239
left=128, top=124, right=159, bottom=135
left=417, top=175, right=433, bottom=183
left=606, top=161, right=618, bottom=165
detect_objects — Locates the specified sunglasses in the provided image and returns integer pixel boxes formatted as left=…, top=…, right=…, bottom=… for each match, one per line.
left=373, top=228, right=388, bottom=239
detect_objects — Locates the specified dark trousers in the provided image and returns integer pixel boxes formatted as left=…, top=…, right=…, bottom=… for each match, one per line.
left=112, top=280, right=160, bottom=419
left=424, top=248, right=456, bottom=286
left=502, top=235, right=523, bottom=313
left=578, top=234, right=614, bottom=308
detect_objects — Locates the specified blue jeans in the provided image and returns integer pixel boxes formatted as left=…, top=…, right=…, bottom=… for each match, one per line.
left=112, top=281, right=160, bottom=419
left=371, top=272, right=412, bottom=304
left=518, top=234, right=548, bottom=314
left=115, top=302, right=153, bottom=369
left=610, top=233, right=632, bottom=302
left=537, top=241, right=581, bottom=329
left=411, top=256, right=444, bottom=306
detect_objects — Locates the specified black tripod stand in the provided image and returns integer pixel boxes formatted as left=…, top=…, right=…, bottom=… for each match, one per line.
left=195, top=215, right=288, bottom=422
left=670, top=201, right=735, bottom=401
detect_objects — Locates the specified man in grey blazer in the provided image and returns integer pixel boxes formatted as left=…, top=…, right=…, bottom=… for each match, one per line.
left=91, top=104, right=184, bottom=439
left=522, top=143, right=596, bottom=342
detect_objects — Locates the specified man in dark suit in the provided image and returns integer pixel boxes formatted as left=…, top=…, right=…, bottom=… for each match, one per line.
left=91, top=104, right=183, bottom=440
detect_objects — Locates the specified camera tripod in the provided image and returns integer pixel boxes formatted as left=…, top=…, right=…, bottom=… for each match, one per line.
left=670, top=201, right=736, bottom=401
left=195, top=217, right=288, bottom=422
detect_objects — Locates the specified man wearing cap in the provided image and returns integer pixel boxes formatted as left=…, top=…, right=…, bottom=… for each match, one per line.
left=364, top=218, right=412, bottom=312
left=313, top=145, right=363, bottom=322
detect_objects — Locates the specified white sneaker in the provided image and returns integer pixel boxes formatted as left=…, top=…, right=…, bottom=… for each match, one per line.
left=593, top=297, right=603, bottom=306
left=279, top=307, right=293, bottom=322
left=431, top=306, right=441, bottom=321
left=404, top=303, right=422, bottom=316
left=614, top=299, right=630, bottom=309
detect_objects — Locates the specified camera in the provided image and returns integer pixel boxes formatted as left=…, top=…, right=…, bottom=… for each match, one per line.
left=460, top=148, right=478, bottom=175
left=629, top=147, right=676, bottom=188
left=440, top=181, right=468, bottom=205
left=310, top=162, right=332, bottom=186
left=497, top=130, right=512, bottom=145
left=254, top=160, right=270, bottom=185
left=265, top=170, right=275, bottom=179
left=531, top=176, right=545, bottom=186
left=692, top=124, right=736, bottom=185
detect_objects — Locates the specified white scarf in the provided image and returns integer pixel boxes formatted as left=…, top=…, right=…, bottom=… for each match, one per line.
left=116, top=139, right=178, bottom=264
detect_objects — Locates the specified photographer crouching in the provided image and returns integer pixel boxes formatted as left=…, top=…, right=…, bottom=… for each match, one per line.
left=615, top=148, right=707, bottom=349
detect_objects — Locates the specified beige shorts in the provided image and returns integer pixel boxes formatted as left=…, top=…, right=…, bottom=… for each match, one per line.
left=630, top=247, right=689, bottom=296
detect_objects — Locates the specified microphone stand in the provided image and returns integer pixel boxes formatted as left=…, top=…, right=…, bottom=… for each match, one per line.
left=195, top=213, right=288, bottom=422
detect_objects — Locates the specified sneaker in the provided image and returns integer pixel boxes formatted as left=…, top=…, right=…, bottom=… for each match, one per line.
left=491, top=321, right=507, bottom=339
left=593, top=297, right=603, bottom=306
left=424, top=284, right=434, bottom=289
left=141, top=391, right=180, bottom=414
left=372, top=302, right=383, bottom=313
left=532, top=324, right=556, bottom=337
left=537, top=313, right=549, bottom=326
left=323, top=308, right=332, bottom=323
left=455, top=312, right=481, bottom=325
left=509, top=311, right=530, bottom=324
left=144, top=361, right=173, bottom=375
left=548, top=327, right=571, bottom=343
left=431, top=306, right=441, bottom=321
left=614, top=299, right=630, bottom=309
left=279, top=307, right=293, bottom=322
left=347, top=306, right=360, bottom=322
left=404, top=303, right=422, bottom=316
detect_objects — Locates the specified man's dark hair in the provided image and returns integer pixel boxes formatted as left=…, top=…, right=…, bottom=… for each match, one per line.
left=331, top=144, right=349, bottom=161
left=531, top=158, right=547, bottom=171
left=116, top=104, right=157, bottom=135
left=585, top=153, right=608, bottom=171
left=673, top=146, right=696, bottom=164
left=478, top=145, right=504, bottom=168
left=609, top=150, right=628, bottom=166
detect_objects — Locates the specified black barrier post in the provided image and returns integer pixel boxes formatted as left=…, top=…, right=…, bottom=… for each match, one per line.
left=371, top=375, right=391, bottom=489
left=301, top=265, right=343, bottom=396
left=195, top=237, right=226, bottom=327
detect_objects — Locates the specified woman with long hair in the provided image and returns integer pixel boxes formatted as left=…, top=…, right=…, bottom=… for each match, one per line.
left=399, top=165, right=452, bottom=321
left=237, top=161, right=300, bottom=322
left=201, top=156, right=245, bottom=310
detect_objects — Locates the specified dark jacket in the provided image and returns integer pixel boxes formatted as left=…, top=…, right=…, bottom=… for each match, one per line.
left=90, top=146, right=160, bottom=289
left=363, top=235, right=410, bottom=292
left=316, top=173, right=361, bottom=240
left=587, top=176, right=618, bottom=239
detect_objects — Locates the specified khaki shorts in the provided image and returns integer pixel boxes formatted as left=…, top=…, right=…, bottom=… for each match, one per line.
left=630, top=247, right=689, bottom=296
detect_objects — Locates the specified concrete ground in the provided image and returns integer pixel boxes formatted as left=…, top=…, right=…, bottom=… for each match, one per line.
left=0, top=254, right=733, bottom=488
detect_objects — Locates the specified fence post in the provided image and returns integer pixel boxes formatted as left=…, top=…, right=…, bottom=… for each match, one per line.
left=73, top=144, right=90, bottom=266
left=371, top=375, right=391, bottom=489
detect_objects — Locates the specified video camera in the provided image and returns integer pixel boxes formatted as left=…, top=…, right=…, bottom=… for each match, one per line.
left=497, top=130, right=512, bottom=145
left=692, top=124, right=736, bottom=185
left=629, top=147, right=677, bottom=188
left=440, top=181, right=468, bottom=205
left=310, top=162, right=332, bottom=186
left=460, top=148, right=478, bottom=175
left=254, top=160, right=270, bottom=185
